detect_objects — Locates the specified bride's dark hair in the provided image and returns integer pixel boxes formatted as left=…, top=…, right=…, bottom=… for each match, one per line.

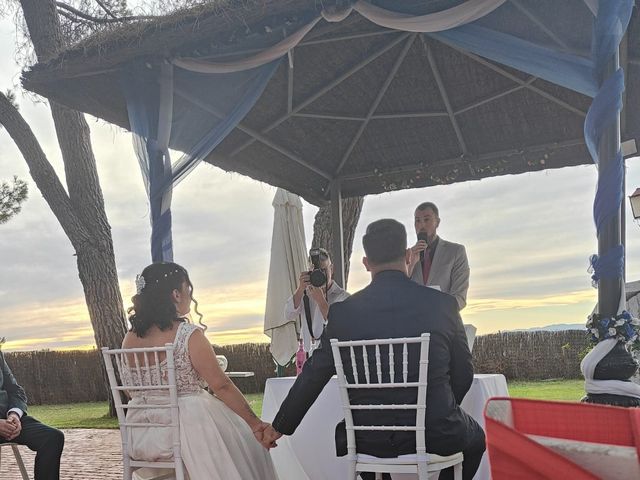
left=128, top=262, right=204, bottom=337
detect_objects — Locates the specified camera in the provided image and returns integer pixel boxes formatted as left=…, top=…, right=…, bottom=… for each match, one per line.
left=308, top=248, right=328, bottom=287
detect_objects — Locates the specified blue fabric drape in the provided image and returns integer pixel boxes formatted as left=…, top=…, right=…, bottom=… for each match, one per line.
left=120, top=0, right=634, bottom=283
left=583, top=0, right=632, bottom=288
left=431, top=24, right=598, bottom=97
left=425, top=0, right=632, bottom=291
left=122, top=60, right=279, bottom=261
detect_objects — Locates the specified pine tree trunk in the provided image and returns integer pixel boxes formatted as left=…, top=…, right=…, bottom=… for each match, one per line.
left=311, top=197, right=364, bottom=288
left=14, top=0, right=127, bottom=416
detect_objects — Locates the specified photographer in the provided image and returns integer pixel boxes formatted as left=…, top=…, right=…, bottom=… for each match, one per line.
left=284, top=248, right=350, bottom=353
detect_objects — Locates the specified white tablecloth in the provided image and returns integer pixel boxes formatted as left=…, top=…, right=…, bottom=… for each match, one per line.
left=262, top=374, right=508, bottom=480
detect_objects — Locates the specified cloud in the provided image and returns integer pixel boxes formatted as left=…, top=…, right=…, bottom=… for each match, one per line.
left=2, top=16, right=640, bottom=351
left=465, top=289, right=596, bottom=314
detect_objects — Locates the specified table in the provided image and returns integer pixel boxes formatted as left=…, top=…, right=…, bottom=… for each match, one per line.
left=217, top=355, right=254, bottom=378
left=262, top=374, right=508, bottom=480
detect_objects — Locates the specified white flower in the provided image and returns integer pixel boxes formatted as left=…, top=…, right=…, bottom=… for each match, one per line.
left=631, top=318, right=640, bottom=326
left=615, top=319, right=625, bottom=327
left=591, top=328, right=600, bottom=337
left=135, top=274, right=146, bottom=294
left=608, top=328, right=617, bottom=337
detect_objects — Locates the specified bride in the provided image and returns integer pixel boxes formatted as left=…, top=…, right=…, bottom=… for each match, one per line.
left=121, top=262, right=278, bottom=480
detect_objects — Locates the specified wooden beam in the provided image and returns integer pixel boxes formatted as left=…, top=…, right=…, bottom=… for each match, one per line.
left=335, top=34, right=417, bottom=176
left=338, top=138, right=585, bottom=181
left=174, top=86, right=333, bottom=181
left=229, top=33, right=411, bottom=157
left=423, top=37, right=468, bottom=155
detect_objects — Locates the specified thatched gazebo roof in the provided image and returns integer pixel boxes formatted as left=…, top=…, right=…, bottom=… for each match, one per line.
left=22, top=0, right=640, bottom=206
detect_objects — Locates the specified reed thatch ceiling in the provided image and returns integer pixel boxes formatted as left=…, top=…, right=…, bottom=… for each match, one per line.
left=22, top=0, right=640, bottom=205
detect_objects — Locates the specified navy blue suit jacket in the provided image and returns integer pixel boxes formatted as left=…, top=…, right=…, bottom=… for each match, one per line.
left=272, top=270, right=475, bottom=457
left=0, top=351, right=28, bottom=418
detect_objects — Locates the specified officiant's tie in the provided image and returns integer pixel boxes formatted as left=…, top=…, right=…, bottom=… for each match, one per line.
left=422, top=247, right=431, bottom=285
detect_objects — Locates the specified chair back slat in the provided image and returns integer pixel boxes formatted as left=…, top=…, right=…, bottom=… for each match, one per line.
left=350, top=345, right=359, bottom=384
left=362, top=346, right=370, bottom=384
left=154, top=351, right=162, bottom=384
left=102, top=344, right=185, bottom=480
left=416, top=336, right=430, bottom=457
left=330, top=334, right=464, bottom=480
left=133, top=351, right=143, bottom=386
left=143, top=351, right=151, bottom=376
left=389, top=344, right=395, bottom=384
left=402, top=342, right=408, bottom=383
left=329, top=335, right=430, bottom=433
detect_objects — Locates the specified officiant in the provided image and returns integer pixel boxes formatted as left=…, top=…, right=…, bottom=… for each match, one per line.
left=284, top=248, right=350, bottom=353
left=409, top=202, right=469, bottom=310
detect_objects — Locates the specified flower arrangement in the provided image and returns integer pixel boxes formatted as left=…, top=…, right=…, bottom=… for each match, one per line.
left=586, top=311, right=640, bottom=351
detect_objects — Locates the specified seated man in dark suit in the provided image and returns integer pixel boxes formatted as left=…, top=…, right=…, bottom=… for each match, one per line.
left=265, top=219, right=485, bottom=480
left=0, top=349, right=64, bottom=480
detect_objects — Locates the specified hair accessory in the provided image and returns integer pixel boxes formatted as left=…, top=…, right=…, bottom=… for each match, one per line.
left=135, top=274, right=146, bottom=294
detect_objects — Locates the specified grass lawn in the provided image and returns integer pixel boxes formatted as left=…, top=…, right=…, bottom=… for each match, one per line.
left=30, top=381, right=584, bottom=429
left=29, top=393, right=264, bottom=429
left=507, top=379, right=584, bottom=402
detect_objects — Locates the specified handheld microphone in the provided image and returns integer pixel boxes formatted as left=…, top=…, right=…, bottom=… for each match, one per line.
left=417, top=232, right=429, bottom=262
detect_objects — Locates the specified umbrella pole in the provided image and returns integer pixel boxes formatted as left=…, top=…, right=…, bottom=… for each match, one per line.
left=331, top=180, right=346, bottom=288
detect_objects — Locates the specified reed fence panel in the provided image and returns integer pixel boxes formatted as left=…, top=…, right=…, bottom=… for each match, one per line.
left=3, top=330, right=590, bottom=404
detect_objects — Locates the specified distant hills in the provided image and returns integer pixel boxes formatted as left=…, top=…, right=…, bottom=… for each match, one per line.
left=513, top=323, right=585, bottom=332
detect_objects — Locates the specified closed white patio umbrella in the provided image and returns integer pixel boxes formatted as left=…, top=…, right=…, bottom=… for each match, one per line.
left=264, top=188, right=308, bottom=367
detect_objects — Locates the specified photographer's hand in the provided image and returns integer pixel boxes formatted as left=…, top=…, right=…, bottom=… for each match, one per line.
left=308, top=286, right=330, bottom=321
left=293, top=271, right=312, bottom=309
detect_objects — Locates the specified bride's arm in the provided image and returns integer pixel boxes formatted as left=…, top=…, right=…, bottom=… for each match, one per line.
left=188, top=329, right=267, bottom=434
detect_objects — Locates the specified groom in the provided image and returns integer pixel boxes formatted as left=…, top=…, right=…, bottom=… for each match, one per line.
left=264, top=219, right=485, bottom=480
left=0, top=349, right=64, bottom=480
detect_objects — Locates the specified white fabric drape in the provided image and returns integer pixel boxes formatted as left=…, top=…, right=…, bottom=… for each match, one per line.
left=353, top=0, right=505, bottom=32
left=172, top=0, right=505, bottom=74
left=173, top=18, right=322, bottom=74
left=581, top=338, right=640, bottom=398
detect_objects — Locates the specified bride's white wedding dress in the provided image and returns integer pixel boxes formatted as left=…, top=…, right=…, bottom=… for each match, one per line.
left=124, top=322, right=278, bottom=480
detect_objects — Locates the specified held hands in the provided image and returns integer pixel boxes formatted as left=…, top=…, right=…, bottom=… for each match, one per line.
left=0, top=414, right=21, bottom=441
left=262, top=424, right=283, bottom=449
left=252, top=421, right=282, bottom=450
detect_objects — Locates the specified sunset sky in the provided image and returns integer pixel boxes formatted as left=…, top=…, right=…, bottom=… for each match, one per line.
left=2, top=15, right=640, bottom=353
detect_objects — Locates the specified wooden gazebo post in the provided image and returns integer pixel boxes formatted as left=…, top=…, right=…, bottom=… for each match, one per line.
left=586, top=44, right=640, bottom=407
left=598, top=49, right=623, bottom=318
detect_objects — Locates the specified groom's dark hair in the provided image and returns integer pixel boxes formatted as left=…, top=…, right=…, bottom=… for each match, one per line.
left=362, top=219, right=407, bottom=265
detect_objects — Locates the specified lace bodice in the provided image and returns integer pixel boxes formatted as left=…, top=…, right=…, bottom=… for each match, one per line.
left=124, top=322, right=205, bottom=396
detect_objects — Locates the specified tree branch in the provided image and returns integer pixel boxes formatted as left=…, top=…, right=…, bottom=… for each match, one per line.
left=55, top=1, right=156, bottom=23
left=94, top=0, right=118, bottom=19
left=57, top=8, right=86, bottom=23
left=0, top=92, right=90, bottom=245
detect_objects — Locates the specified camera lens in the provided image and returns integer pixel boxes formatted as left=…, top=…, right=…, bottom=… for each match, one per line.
left=309, top=269, right=327, bottom=287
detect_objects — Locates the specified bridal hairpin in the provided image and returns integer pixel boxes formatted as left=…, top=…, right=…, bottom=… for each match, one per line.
left=135, top=274, right=146, bottom=294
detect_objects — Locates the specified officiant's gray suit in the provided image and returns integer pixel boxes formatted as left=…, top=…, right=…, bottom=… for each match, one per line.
left=410, top=237, right=469, bottom=310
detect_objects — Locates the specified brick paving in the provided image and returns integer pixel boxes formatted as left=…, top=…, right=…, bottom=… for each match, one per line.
left=1, top=429, right=123, bottom=479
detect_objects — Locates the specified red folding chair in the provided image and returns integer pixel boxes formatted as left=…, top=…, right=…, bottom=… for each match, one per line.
left=484, top=397, right=640, bottom=479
